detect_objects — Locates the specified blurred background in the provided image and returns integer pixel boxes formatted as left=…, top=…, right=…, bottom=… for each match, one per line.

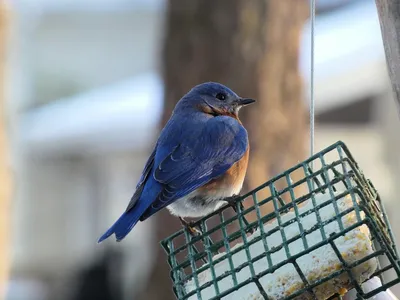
left=1, top=0, right=400, bottom=299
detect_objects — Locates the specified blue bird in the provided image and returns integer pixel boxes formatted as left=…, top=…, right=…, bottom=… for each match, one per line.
left=98, top=82, right=255, bottom=242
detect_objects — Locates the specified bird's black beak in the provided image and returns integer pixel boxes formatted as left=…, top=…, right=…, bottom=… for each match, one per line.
left=236, top=98, right=256, bottom=106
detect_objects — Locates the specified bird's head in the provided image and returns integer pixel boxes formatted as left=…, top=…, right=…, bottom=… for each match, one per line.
left=176, top=82, right=256, bottom=118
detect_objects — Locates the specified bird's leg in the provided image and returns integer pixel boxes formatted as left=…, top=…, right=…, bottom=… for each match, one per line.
left=224, top=195, right=255, bottom=234
left=179, top=217, right=202, bottom=236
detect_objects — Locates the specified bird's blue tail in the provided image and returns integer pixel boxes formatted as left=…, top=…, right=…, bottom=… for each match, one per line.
left=98, top=208, right=143, bottom=243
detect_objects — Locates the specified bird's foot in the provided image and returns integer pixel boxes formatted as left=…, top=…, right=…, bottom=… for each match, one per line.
left=224, top=195, right=255, bottom=234
left=224, top=195, right=243, bottom=213
left=179, top=217, right=202, bottom=236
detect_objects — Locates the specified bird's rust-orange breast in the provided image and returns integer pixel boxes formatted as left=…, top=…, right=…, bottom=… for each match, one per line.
left=199, top=143, right=249, bottom=196
left=198, top=111, right=250, bottom=196
left=221, top=114, right=249, bottom=194
left=225, top=144, right=250, bottom=192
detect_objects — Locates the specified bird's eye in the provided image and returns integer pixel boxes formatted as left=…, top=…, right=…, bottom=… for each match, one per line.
left=216, top=93, right=226, bottom=101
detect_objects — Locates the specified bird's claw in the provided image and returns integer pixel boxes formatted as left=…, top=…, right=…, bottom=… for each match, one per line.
left=224, top=195, right=243, bottom=213
left=225, top=195, right=255, bottom=234
left=179, top=217, right=202, bottom=236
left=187, top=226, right=202, bottom=236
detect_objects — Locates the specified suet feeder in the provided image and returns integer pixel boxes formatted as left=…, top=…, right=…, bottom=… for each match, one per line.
left=161, top=141, right=400, bottom=299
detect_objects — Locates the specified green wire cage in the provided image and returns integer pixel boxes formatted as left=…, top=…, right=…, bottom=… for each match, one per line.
left=161, top=141, right=400, bottom=300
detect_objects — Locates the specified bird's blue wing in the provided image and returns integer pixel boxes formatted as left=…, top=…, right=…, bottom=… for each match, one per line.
left=98, top=146, right=158, bottom=242
left=125, top=146, right=157, bottom=211
left=140, top=116, right=248, bottom=220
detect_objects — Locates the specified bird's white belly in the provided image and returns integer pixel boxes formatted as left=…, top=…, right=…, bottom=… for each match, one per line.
left=166, top=184, right=242, bottom=218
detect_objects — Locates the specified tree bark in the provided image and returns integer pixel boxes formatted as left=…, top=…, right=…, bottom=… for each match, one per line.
left=139, top=1, right=308, bottom=299
left=0, top=1, right=11, bottom=298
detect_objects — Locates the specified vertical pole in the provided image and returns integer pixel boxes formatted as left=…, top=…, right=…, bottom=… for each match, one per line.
left=374, top=2, right=400, bottom=296
left=375, top=0, right=400, bottom=113
left=0, top=1, right=11, bottom=298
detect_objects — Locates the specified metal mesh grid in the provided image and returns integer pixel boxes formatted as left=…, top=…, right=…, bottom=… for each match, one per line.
left=161, top=141, right=400, bottom=300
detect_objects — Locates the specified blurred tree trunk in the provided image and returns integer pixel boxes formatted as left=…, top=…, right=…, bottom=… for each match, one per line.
left=139, top=1, right=308, bottom=299
left=0, top=1, right=11, bottom=298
